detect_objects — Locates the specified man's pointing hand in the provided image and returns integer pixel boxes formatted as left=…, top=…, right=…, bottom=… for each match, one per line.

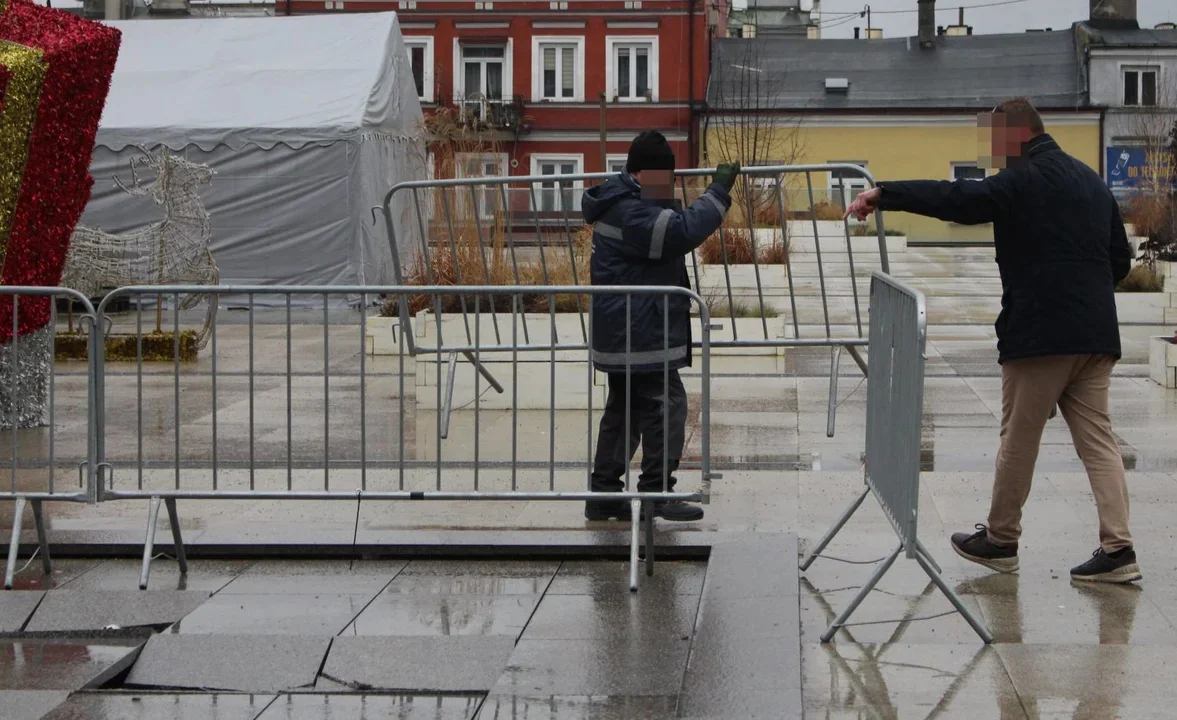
left=844, top=187, right=882, bottom=222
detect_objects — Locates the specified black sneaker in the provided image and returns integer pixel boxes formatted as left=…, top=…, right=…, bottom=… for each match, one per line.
left=650, top=500, right=704, bottom=522
left=584, top=501, right=632, bottom=521
left=950, top=524, right=1019, bottom=573
left=1071, top=547, right=1142, bottom=584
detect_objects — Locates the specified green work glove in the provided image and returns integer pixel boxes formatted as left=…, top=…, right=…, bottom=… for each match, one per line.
left=714, top=163, right=741, bottom=192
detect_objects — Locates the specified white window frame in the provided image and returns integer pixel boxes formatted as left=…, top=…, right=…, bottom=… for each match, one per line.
left=530, top=154, right=584, bottom=214
left=456, top=152, right=509, bottom=219
left=453, top=39, right=514, bottom=108
left=405, top=36, right=435, bottom=103
left=531, top=36, right=585, bottom=103
left=951, top=162, right=986, bottom=182
left=606, top=154, right=629, bottom=175
left=1121, top=64, right=1160, bottom=107
left=605, top=36, right=659, bottom=103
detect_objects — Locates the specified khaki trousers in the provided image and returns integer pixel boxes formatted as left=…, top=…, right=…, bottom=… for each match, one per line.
left=987, top=354, right=1132, bottom=552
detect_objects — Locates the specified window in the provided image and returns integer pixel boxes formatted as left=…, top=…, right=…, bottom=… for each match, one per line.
left=952, top=163, right=986, bottom=182
left=532, top=38, right=585, bottom=102
left=531, top=155, right=583, bottom=213
left=1123, top=66, right=1159, bottom=107
left=607, top=37, right=659, bottom=102
left=607, top=155, right=629, bottom=174
left=405, top=38, right=434, bottom=103
left=456, top=153, right=508, bottom=219
left=828, top=162, right=868, bottom=213
left=458, top=44, right=507, bottom=118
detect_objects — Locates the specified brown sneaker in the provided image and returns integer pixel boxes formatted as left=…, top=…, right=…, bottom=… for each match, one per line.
left=951, top=524, right=1019, bottom=573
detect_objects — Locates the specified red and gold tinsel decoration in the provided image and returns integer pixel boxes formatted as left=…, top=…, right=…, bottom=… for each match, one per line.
left=0, top=0, right=120, bottom=344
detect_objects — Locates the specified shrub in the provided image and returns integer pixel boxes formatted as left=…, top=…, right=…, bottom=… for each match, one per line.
left=698, top=227, right=755, bottom=265
left=810, top=202, right=845, bottom=221
left=1116, top=263, right=1164, bottom=293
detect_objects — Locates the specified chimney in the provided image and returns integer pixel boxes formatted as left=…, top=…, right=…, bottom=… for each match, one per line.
left=854, top=27, right=860, bottom=39
left=918, top=0, right=936, bottom=49
left=1088, top=0, right=1139, bottom=29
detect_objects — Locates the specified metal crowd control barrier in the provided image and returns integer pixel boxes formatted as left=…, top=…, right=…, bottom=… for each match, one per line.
left=91, top=284, right=711, bottom=592
left=1, top=287, right=101, bottom=589
left=799, top=272, right=993, bottom=644
left=379, top=164, right=890, bottom=442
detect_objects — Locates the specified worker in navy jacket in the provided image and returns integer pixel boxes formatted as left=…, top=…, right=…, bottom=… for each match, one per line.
left=846, top=97, right=1139, bottom=585
left=581, top=130, right=739, bottom=522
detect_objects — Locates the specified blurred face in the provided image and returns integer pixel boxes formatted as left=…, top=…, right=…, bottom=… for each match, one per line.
left=637, top=169, right=674, bottom=200
left=978, top=113, right=1034, bottom=169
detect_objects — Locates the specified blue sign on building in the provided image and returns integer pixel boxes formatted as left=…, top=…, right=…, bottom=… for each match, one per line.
left=1106, top=146, right=1174, bottom=196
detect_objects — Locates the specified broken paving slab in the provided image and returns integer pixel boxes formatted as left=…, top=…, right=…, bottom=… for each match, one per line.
left=0, top=638, right=143, bottom=691
left=24, top=590, right=210, bottom=632
left=319, top=636, right=515, bottom=693
left=125, top=634, right=331, bottom=693
left=0, top=591, right=45, bottom=632
left=41, top=692, right=276, bottom=720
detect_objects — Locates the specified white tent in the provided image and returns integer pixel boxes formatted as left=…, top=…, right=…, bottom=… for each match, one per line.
left=81, top=13, right=426, bottom=298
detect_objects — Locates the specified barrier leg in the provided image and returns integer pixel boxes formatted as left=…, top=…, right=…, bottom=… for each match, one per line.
left=4, top=497, right=27, bottom=589
left=139, top=496, right=162, bottom=590
left=629, top=498, right=641, bottom=592
left=826, top=345, right=842, bottom=438
left=30, top=500, right=51, bottom=575
left=440, top=352, right=458, bottom=440
left=800, top=485, right=871, bottom=571
left=914, top=538, right=942, bottom=576
left=644, top=501, right=655, bottom=578
left=914, top=548, right=994, bottom=644
left=846, top=345, right=868, bottom=377
left=461, top=350, right=504, bottom=393
left=164, top=498, right=188, bottom=575
left=821, top=542, right=902, bottom=643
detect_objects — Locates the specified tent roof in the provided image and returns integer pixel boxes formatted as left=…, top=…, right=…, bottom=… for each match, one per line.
left=97, top=13, right=423, bottom=150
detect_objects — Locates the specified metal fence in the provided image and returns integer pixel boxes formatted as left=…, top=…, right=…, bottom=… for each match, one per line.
left=46, top=283, right=707, bottom=590
left=799, top=272, right=993, bottom=644
left=379, top=164, right=891, bottom=439
left=1, top=288, right=100, bottom=589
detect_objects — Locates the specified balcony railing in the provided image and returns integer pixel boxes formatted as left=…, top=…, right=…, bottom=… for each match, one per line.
left=453, top=94, right=526, bottom=132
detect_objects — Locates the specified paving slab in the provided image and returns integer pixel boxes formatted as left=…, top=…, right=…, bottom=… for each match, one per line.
left=125, top=634, right=331, bottom=692
left=0, top=591, right=44, bottom=632
left=216, top=560, right=404, bottom=595
left=475, top=694, right=679, bottom=720
left=547, top=560, right=706, bottom=596
left=491, top=636, right=691, bottom=696
left=344, top=593, right=540, bottom=637
left=5, top=560, right=105, bottom=591
left=171, top=593, right=374, bottom=636
left=521, top=593, right=699, bottom=641
left=319, top=636, right=515, bottom=693
left=258, top=693, right=482, bottom=720
left=41, top=692, right=275, bottom=720
left=24, top=590, right=210, bottom=632
left=0, top=638, right=143, bottom=691
left=0, top=690, right=71, bottom=720
left=61, top=560, right=254, bottom=593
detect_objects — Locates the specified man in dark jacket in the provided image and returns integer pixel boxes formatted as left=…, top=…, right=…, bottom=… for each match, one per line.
left=581, top=130, right=739, bottom=522
left=846, top=98, right=1140, bottom=584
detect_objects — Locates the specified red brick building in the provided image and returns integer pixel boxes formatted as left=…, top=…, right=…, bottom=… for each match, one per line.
left=286, top=0, right=729, bottom=190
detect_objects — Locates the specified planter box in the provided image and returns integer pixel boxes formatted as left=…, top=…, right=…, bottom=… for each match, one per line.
left=749, top=228, right=906, bottom=255
left=1149, top=336, right=1177, bottom=388
left=1113, top=293, right=1168, bottom=324
left=1160, top=261, right=1177, bottom=294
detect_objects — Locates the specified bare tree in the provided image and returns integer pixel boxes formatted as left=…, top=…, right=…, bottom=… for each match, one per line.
left=703, top=41, right=804, bottom=226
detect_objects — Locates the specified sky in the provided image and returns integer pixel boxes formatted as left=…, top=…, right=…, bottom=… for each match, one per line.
left=736, top=0, right=1175, bottom=39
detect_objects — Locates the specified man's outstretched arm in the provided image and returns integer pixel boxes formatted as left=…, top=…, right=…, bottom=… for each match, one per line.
left=846, top=173, right=1017, bottom=226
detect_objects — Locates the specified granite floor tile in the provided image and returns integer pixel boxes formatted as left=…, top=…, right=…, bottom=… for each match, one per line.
left=0, top=690, right=71, bottom=720
left=0, top=591, right=44, bottom=632
left=217, top=560, right=403, bottom=595
left=492, top=637, right=691, bottom=696
left=24, top=590, right=210, bottom=632
left=6, top=560, right=105, bottom=591
left=996, top=645, right=1177, bottom=709
left=319, top=636, right=515, bottom=693
left=677, top=687, right=802, bottom=720
left=62, top=560, right=254, bottom=593
left=41, top=692, right=275, bottom=719
left=546, top=561, right=706, bottom=596
left=800, top=592, right=988, bottom=645
left=474, top=694, right=680, bottom=720
left=258, top=693, right=481, bottom=720
left=521, top=593, right=699, bottom=641
left=125, top=634, right=331, bottom=692
left=0, top=638, right=143, bottom=691
left=691, top=595, right=798, bottom=641
left=170, top=593, right=374, bottom=636
left=344, top=593, right=539, bottom=638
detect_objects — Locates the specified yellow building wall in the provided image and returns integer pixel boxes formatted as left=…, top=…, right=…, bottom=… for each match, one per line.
left=704, top=118, right=1101, bottom=243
